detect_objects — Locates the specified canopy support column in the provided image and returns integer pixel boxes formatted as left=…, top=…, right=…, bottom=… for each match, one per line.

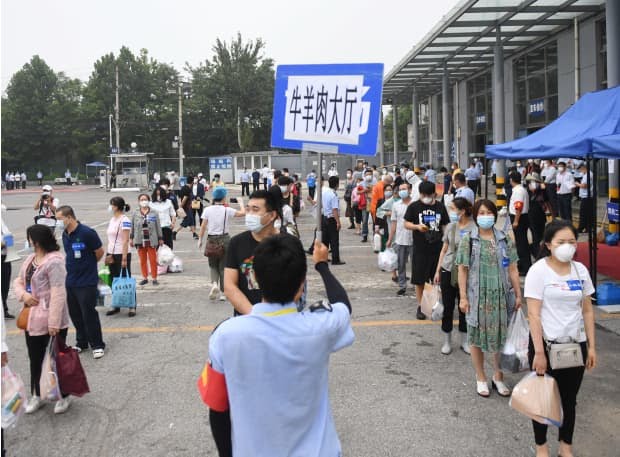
left=607, top=0, right=620, bottom=234
left=379, top=107, right=385, bottom=167
left=493, top=26, right=506, bottom=209
left=392, top=102, right=398, bottom=166
left=412, top=88, right=419, bottom=168
left=442, top=62, right=451, bottom=170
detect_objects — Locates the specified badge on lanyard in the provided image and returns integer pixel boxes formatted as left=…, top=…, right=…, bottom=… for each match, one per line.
left=501, top=248, right=510, bottom=268
left=72, top=242, right=85, bottom=259
left=26, top=284, right=32, bottom=293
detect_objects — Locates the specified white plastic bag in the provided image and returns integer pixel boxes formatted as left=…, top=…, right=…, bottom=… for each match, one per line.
left=420, top=283, right=442, bottom=319
left=157, top=245, right=174, bottom=266
left=430, top=297, right=444, bottom=321
left=168, top=256, right=183, bottom=273
left=1, top=366, right=27, bottom=429
left=97, top=284, right=112, bottom=296
left=373, top=233, right=382, bottom=253
left=500, top=309, right=530, bottom=373
left=378, top=248, right=398, bottom=272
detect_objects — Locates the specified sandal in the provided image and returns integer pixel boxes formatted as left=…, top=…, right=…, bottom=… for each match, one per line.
left=492, top=377, right=511, bottom=397
left=128, top=309, right=136, bottom=317
left=476, top=380, right=490, bottom=398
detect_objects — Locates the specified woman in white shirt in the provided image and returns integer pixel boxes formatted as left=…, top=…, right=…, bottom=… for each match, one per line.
left=105, top=197, right=133, bottom=317
left=150, top=187, right=176, bottom=249
left=524, top=219, right=597, bottom=457
left=198, top=188, right=245, bottom=301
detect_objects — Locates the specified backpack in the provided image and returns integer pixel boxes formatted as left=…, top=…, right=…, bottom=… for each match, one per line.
left=307, top=175, right=316, bottom=187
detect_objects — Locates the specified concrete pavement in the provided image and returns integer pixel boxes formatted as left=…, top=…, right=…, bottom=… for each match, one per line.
left=1, top=185, right=619, bottom=457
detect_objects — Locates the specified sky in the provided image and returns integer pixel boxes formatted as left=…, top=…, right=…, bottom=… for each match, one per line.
left=1, top=0, right=459, bottom=92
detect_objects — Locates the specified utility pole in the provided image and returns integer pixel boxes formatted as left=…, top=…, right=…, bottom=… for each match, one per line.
left=178, top=82, right=184, bottom=178
left=115, top=65, right=120, bottom=150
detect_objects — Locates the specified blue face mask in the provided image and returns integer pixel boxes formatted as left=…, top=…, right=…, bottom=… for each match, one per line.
left=477, top=215, right=495, bottom=229
left=449, top=211, right=459, bottom=223
left=398, top=190, right=409, bottom=199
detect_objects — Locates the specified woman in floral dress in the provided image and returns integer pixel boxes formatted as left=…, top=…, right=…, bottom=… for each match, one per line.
left=456, top=199, right=523, bottom=398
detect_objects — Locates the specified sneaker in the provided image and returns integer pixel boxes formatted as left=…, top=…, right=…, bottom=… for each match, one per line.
left=71, top=346, right=84, bottom=354
left=4, top=312, right=15, bottom=319
left=139, top=279, right=148, bottom=286
left=93, top=349, right=105, bottom=359
left=25, top=395, right=42, bottom=414
left=106, top=308, right=120, bottom=316
left=209, top=282, right=219, bottom=300
left=361, top=236, right=368, bottom=243
left=54, top=396, right=72, bottom=414
left=416, top=306, right=426, bottom=320
left=152, top=280, right=159, bottom=286
left=193, top=233, right=199, bottom=240
left=219, top=294, right=226, bottom=302
left=396, top=288, right=406, bottom=296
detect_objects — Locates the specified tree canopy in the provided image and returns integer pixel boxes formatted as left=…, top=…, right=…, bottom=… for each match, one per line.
left=1, top=35, right=275, bottom=174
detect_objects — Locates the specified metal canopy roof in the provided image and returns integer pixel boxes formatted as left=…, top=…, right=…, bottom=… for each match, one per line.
left=383, top=0, right=605, bottom=104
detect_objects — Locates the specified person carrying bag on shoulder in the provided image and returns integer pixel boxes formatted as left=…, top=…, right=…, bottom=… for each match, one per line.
left=524, top=219, right=596, bottom=457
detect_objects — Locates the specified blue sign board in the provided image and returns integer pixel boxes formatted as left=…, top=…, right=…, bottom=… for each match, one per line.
left=608, top=202, right=620, bottom=223
left=270, top=63, right=384, bottom=156
left=475, top=113, right=486, bottom=127
left=209, top=157, right=232, bottom=170
left=528, top=98, right=545, bottom=117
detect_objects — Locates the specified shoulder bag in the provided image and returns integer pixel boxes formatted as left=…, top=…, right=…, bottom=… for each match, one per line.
left=545, top=262, right=585, bottom=370
left=105, top=221, right=121, bottom=265
left=204, top=207, right=227, bottom=259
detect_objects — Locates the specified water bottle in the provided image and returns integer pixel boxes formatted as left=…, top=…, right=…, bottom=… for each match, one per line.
left=373, top=233, right=381, bottom=253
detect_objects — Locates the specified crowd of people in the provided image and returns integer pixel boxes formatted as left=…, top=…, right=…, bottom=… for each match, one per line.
left=0, top=157, right=599, bottom=457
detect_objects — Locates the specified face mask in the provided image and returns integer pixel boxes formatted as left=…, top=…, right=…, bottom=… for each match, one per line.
left=477, top=215, right=495, bottom=229
left=365, top=175, right=372, bottom=182
left=161, top=185, right=168, bottom=191
left=25, top=241, right=34, bottom=254
left=421, top=197, right=433, bottom=205
left=528, top=182, right=539, bottom=191
left=399, top=190, right=409, bottom=199
left=279, top=185, right=289, bottom=194
left=384, top=191, right=393, bottom=199
left=516, top=163, right=521, bottom=167
left=528, top=159, right=533, bottom=164
left=449, top=211, right=459, bottom=223
left=245, top=214, right=266, bottom=233
left=346, top=173, right=352, bottom=178
left=553, top=243, right=576, bottom=263
left=558, top=167, right=565, bottom=173
left=140, top=200, right=149, bottom=208
left=57, top=219, right=66, bottom=230
left=108, top=205, right=115, bottom=214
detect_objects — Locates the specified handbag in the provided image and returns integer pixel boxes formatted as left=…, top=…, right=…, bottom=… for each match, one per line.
left=53, top=335, right=90, bottom=397
left=111, top=268, right=137, bottom=308
left=16, top=307, right=30, bottom=330
left=204, top=206, right=227, bottom=259
left=191, top=199, right=201, bottom=210
left=176, top=207, right=187, bottom=219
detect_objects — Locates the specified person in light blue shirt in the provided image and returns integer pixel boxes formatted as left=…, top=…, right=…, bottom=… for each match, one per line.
left=453, top=172, right=475, bottom=204
left=321, top=176, right=344, bottom=264
left=424, top=165, right=437, bottom=184
left=200, top=235, right=354, bottom=457
left=464, top=163, right=481, bottom=196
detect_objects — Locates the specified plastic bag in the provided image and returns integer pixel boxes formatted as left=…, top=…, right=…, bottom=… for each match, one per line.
left=97, top=284, right=112, bottom=296
left=111, top=268, right=136, bottom=308
left=98, top=266, right=112, bottom=287
left=157, top=245, right=174, bottom=266
left=373, top=233, right=382, bottom=253
left=168, top=256, right=183, bottom=273
left=500, top=309, right=530, bottom=373
left=39, top=341, right=61, bottom=401
left=430, top=297, right=444, bottom=321
left=510, top=372, right=563, bottom=427
left=420, top=283, right=441, bottom=319
left=1, top=365, right=27, bottom=429
left=378, top=248, right=398, bottom=272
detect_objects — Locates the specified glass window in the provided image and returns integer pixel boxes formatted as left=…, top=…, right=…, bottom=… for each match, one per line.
left=547, top=69, right=558, bottom=96
left=528, top=74, right=546, bottom=99
left=548, top=96, right=558, bottom=120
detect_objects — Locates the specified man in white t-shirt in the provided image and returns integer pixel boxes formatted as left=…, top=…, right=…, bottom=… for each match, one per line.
left=556, top=162, right=575, bottom=221
left=509, top=171, right=531, bottom=275
left=261, top=164, right=270, bottom=190
left=387, top=183, right=413, bottom=295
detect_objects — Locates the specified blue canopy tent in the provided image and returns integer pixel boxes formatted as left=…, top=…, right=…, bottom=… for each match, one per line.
left=485, top=85, right=620, bottom=296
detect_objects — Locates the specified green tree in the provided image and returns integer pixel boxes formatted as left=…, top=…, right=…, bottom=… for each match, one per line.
left=187, top=33, right=275, bottom=154
left=383, top=105, right=412, bottom=155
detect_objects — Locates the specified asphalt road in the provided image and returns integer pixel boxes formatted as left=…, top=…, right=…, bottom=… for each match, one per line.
left=2, top=185, right=619, bottom=457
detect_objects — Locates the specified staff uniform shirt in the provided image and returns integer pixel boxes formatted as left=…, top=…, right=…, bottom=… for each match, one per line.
left=252, top=171, right=260, bottom=183
left=240, top=172, right=250, bottom=183
left=509, top=184, right=529, bottom=215
left=578, top=171, right=593, bottom=199
left=524, top=259, right=594, bottom=342
left=454, top=186, right=475, bottom=204
left=541, top=166, right=557, bottom=184
left=207, top=301, right=354, bottom=457
left=321, top=188, right=339, bottom=218
left=464, top=167, right=480, bottom=181
left=62, top=223, right=102, bottom=287
left=106, top=215, right=132, bottom=254
left=150, top=200, right=175, bottom=228
left=262, top=167, right=270, bottom=179
left=201, top=205, right=237, bottom=235
left=556, top=171, right=575, bottom=195
left=391, top=200, right=413, bottom=246
left=424, top=169, right=436, bottom=183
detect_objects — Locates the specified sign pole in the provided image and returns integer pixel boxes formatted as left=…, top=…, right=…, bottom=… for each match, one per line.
left=316, top=151, right=323, bottom=243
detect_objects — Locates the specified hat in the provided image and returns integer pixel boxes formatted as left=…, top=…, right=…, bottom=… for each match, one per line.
left=525, top=172, right=542, bottom=183
left=198, top=173, right=203, bottom=177
left=42, top=185, right=52, bottom=191
left=212, top=187, right=227, bottom=200
left=414, top=167, right=423, bottom=174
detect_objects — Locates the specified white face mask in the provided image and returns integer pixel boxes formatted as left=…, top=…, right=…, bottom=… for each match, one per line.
left=528, top=182, right=539, bottom=191
left=558, top=167, right=565, bottom=173
left=384, top=191, right=393, bottom=199
left=365, top=175, right=372, bottom=182
left=279, top=185, right=289, bottom=194
left=161, top=185, right=168, bottom=191
left=108, top=205, right=115, bottom=214
left=552, top=243, right=576, bottom=263
left=421, top=196, right=433, bottom=205
left=245, top=214, right=266, bottom=233
left=140, top=200, right=149, bottom=208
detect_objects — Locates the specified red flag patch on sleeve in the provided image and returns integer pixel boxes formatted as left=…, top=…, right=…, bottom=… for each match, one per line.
left=197, top=362, right=229, bottom=412
left=514, top=200, right=523, bottom=211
